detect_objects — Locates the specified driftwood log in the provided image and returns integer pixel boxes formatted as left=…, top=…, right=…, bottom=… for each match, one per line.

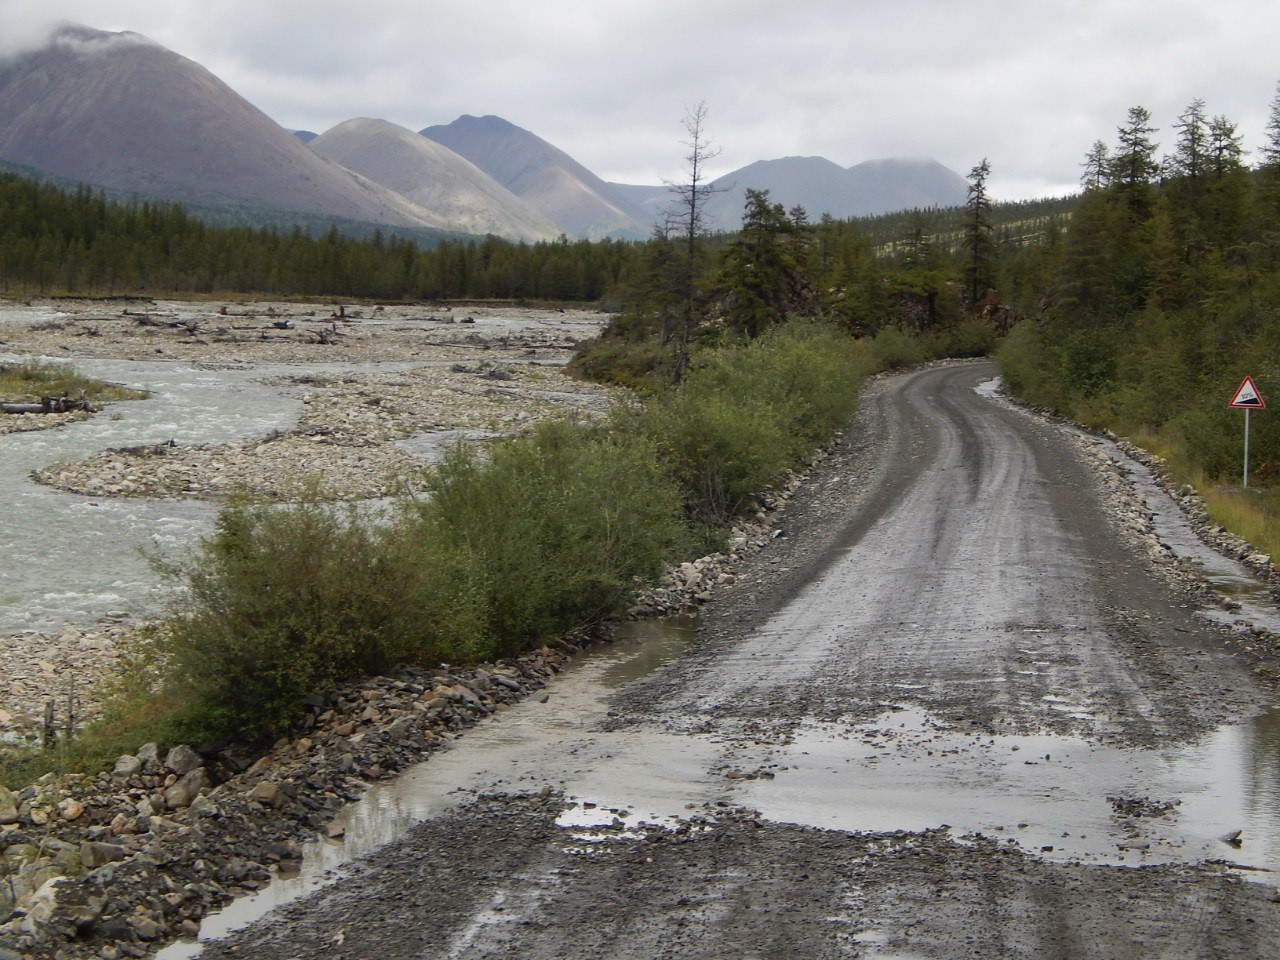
left=0, top=393, right=93, bottom=414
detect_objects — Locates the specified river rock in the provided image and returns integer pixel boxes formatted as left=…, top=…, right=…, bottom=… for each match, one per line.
left=0, top=788, right=17, bottom=825
left=165, top=744, right=204, bottom=776
left=80, top=842, right=129, bottom=869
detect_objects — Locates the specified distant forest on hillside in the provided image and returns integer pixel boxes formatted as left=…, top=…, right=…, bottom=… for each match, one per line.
left=0, top=167, right=1073, bottom=306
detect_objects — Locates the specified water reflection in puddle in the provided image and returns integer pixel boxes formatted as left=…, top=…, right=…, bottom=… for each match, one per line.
left=735, top=704, right=1280, bottom=872
left=158, top=617, right=701, bottom=958
left=161, top=607, right=1280, bottom=958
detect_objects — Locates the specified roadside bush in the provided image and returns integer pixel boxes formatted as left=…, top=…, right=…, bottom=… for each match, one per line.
left=868, top=325, right=928, bottom=370
left=152, top=492, right=491, bottom=740
left=632, top=323, right=870, bottom=526
left=416, top=418, right=690, bottom=652
left=996, top=321, right=1064, bottom=408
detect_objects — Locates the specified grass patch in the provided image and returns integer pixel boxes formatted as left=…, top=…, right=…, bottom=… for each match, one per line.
left=0, top=360, right=147, bottom=404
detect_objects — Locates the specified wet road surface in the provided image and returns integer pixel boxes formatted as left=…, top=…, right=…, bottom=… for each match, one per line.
left=180, top=362, right=1280, bottom=959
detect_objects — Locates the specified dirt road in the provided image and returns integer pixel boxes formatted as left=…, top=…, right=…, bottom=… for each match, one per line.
left=187, top=362, right=1280, bottom=959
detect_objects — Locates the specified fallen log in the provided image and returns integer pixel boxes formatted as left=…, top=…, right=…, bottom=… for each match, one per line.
left=1, top=394, right=93, bottom=414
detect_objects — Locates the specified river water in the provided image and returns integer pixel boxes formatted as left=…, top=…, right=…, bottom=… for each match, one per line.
left=0, top=301, right=602, bottom=633
left=0, top=355, right=313, bottom=632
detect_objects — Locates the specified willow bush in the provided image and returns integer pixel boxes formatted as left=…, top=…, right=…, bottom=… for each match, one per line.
left=632, top=323, right=872, bottom=526
left=414, top=418, right=691, bottom=653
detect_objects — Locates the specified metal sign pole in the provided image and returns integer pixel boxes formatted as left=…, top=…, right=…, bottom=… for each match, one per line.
left=1229, top=376, right=1264, bottom=488
left=1244, top=407, right=1251, bottom=489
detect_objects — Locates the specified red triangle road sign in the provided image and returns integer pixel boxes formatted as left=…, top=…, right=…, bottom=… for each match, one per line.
left=1230, top=376, right=1265, bottom=409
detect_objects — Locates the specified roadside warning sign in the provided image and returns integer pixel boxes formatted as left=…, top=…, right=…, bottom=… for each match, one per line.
left=1229, top=376, right=1265, bottom=409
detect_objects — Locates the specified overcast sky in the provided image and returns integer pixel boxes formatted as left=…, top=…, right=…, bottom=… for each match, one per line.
left=4, top=1, right=1280, bottom=201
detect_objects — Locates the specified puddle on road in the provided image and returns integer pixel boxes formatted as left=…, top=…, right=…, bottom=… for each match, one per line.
left=163, top=383, right=1280, bottom=955
left=164, top=613, right=1280, bottom=958
left=159, top=617, right=704, bottom=958
left=732, top=704, right=1280, bottom=873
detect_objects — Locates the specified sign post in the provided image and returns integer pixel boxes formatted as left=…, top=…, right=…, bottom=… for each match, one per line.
left=1229, top=376, right=1266, bottom=488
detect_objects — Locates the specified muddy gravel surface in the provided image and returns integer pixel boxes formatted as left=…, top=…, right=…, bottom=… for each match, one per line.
left=159, top=362, right=1280, bottom=960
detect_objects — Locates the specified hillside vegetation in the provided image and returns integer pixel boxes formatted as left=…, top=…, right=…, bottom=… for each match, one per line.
left=993, top=92, right=1280, bottom=551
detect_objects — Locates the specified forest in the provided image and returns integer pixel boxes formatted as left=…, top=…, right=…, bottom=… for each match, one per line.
left=994, top=88, right=1280, bottom=545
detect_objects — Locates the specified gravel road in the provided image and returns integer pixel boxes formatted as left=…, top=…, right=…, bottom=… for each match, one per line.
left=182, top=361, right=1280, bottom=959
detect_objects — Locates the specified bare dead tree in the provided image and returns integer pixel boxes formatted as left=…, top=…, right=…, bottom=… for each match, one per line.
left=664, top=102, right=725, bottom=382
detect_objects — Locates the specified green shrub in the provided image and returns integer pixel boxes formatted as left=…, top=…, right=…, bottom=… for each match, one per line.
left=417, top=418, right=690, bottom=651
left=868, top=325, right=928, bottom=370
left=996, top=321, right=1063, bottom=408
left=152, top=492, right=491, bottom=740
left=633, top=323, right=870, bottom=526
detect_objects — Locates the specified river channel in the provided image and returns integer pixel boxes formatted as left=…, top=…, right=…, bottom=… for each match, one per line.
left=0, top=300, right=603, bottom=633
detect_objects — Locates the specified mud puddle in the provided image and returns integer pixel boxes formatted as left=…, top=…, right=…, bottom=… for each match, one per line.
left=159, top=617, right=703, bottom=958
left=730, top=703, right=1280, bottom=871
left=164, top=618, right=1280, bottom=959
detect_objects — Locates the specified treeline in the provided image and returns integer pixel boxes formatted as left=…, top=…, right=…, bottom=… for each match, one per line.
left=996, top=89, right=1280, bottom=487
left=1, top=166, right=1069, bottom=326
left=0, top=174, right=633, bottom=302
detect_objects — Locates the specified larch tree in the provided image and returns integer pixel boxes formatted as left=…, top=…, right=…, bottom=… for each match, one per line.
left=1109, top=106, right=1160, bottom=220
left=963, top=158, right=996, bottom=306
left=665, top=102, right=723, bottom=382
left=1080, top=140, right=1111, bottom=191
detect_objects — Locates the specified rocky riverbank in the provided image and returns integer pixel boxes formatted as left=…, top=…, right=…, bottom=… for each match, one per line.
left=1, top=299, right=615, bottom=742
left=29, top=361, right=616, bottom=501
left=0, top=495, right=801, bottom=959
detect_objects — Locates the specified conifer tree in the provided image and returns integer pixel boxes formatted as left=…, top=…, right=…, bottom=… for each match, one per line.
left=963, top=158, right=995, bottom=306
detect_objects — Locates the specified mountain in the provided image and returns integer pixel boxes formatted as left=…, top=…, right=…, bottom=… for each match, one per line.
left=0, top=25, right=972, bottom=245
left=0, top=25, right=453, bottom=234
left=845, top=158, right=972, bottom=212
left=610, top=156, right=970, bottom=233
left=421, top=115, right=653, bottom=240
left=698, top=156, right=970, bottom=231
left=309, top=119, right=560, bottom=242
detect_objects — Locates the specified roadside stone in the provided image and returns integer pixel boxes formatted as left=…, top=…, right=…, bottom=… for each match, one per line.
left=164, top=768, right=212, bottom=810
left=0, top=789, right=17, bottom=825
left=111, top=755, right=143, bottom=779
left=165, top=745, right=204, bottom=776
left=80, top=842, right=129, bottom=869
left=248, top=782, right=284, bottom=808
left=57, top=798, right=85, bottom=821
left=130, top=914, right=162, bottom=940
left=136, top=743, right=162, bottom=774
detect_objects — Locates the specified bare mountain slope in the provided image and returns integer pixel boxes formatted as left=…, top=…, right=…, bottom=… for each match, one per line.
left=697, top=155, right=970, bottom=231
left=309, top=119, right=560, bottom=242
left=421, top=115, right=653, bottom=239
left=0, top=25, right=451, bottom=231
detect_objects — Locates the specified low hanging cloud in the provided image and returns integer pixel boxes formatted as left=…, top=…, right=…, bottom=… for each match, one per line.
left=4, top=0, right=1280, bottom=200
